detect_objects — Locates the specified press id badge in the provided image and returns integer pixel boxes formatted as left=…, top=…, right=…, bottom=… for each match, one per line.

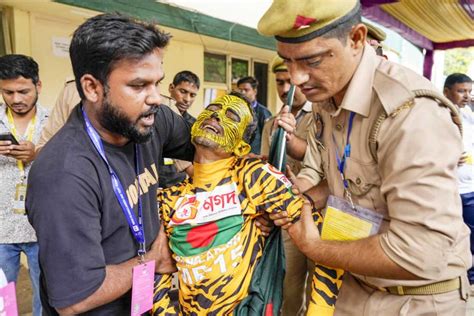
left=321, top=195, right=383, bottom=241
left=13, top=183, right=27, bottom=215
left=0, top=282, right=19, bottom=315
left=131, top=260, right=155, bottom=316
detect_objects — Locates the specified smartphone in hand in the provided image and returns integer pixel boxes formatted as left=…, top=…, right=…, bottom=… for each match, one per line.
left=0, top=132, right=19, bottom=145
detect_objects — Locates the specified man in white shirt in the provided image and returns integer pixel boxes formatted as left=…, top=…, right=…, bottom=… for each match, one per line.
left=444, top=73, right=474, bottom=283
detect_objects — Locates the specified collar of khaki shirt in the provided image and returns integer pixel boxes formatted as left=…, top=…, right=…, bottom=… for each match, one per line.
left=295, top=101, right=313, bottom=121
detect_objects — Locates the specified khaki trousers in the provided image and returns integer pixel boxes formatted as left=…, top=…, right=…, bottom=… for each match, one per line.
left=334, top=273, right=468, bottom=316
left=281, top=230, right=315, bottom=316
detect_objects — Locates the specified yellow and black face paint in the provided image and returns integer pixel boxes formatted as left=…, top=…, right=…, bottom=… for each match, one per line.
left=191, top=95, right=253, bottom=156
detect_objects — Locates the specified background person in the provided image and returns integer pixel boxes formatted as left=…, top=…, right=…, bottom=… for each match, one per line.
left=0, top=54, right=49, bottom=316
left=260, top=56, right=314, bottom=316
left=364, top=21, right=386, bottom=57
left=35, top=79, right=79, bottom=152
left=158, top=70, right=200, bottom=188
left=444, top=73, right=474, bottom=284
left=168, top=70, right=200, bottom=125
left=237, top=76, right=272, bottom=155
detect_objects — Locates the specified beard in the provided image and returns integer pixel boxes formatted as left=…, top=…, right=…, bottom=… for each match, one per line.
left=98, top=97, right=158, bottom=144
left=6, top=90, right=38, bottom=116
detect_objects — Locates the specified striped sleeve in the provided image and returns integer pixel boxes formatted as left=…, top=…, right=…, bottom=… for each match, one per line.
left=243, top=159, right=303, bottom=222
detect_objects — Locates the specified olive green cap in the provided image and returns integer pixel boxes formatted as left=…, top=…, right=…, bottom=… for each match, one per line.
left=258, top=0, right=360, bottom=43
left=364, top=21, right=386, bottom=42
left=271, top=56, right=287, bottom=73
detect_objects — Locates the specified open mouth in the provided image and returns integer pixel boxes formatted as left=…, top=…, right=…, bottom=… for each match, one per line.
left=203, top=124, right=219, bottom=135
left=140, top=113, right=155, bottom=126
left=201, top=120, right=222, bottom=136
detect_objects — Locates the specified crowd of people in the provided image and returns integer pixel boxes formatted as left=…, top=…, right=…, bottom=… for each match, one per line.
left=0, top=0, right=473, bottom=315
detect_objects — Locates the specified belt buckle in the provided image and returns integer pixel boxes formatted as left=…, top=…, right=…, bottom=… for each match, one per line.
left=396, top=285, right=404, bottom=295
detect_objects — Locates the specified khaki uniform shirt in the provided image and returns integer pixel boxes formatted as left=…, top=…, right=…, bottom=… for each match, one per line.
left=299, top=47, right=470, bottom=288
left=261, top=101, right=312, bottom=175
left=37, top=80, right=80, bottom=150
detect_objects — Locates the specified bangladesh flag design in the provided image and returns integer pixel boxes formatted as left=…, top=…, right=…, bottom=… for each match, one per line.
left=170, top=215, right=244, bottom=257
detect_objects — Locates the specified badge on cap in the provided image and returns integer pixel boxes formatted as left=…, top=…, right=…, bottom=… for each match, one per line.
left=293, top=15, right=317, bottom=30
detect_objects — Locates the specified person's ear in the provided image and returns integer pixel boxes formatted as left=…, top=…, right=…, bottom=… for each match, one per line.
left=443, top=87, right=449, bottom=97
left=35, top=80, right=42, bottom=95
left=233, top=140, right=251, bottom=156
left=80, top=74, right=103, bottom=103
left=169, top=83, right=174, bottom=94
left=349, top=23, right=367, bottom=52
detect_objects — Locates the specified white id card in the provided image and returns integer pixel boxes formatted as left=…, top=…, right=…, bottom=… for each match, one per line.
left=13, top=183, right=27, bottom=215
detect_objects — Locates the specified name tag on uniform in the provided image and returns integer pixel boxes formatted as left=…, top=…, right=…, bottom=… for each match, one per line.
left=321, top=195, right=383, bottom=241
left=0, top=282, right=19, bottom=315
left=131, top=260, right=155, bottom=316
left=13, top=183, right=27, bottom=215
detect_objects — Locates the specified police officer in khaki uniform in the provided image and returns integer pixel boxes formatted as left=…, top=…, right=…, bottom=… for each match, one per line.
left=36, top=79, right=80, bottom=151
left=364, top=21, right=386, bottom=57
left=261, top=56, right=313, bottom=175
left=261, top=56, right=314, bottom=316
left=258, top=0, right=471, bottom=315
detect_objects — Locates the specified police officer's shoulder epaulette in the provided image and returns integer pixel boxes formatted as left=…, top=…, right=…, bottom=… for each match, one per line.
left=373, top=69, right=415, bottom=117
left=369, top=70, right=462, bottom=161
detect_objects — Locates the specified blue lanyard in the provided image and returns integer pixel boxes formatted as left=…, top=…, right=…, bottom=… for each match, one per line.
left=81, top=107, right=146, bottom=258
left=332, top=111, right=356, bottom=189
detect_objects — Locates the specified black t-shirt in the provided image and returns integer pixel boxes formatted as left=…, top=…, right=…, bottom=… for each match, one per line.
left=26, top=104, right=194, bottom=315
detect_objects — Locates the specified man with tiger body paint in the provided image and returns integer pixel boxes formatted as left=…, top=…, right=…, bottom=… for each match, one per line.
left=152, top=92, right=338, bottom=315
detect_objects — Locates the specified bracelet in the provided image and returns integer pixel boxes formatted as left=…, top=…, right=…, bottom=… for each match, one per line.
left=302, top=192, right=315, bottom=210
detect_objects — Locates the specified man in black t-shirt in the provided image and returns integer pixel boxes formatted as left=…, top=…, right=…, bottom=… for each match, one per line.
left=26, top=13, right=194, bottom=315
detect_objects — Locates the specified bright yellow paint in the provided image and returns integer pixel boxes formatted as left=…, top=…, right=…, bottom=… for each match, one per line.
left=191, top=94, right=253, bottom=156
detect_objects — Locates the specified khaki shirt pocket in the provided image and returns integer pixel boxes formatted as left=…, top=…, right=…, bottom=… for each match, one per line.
left=344, top=157, right=381, bottom=197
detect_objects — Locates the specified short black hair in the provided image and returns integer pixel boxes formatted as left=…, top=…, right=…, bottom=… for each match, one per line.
left=0, top=54, right=39, bottom=84
left=172, top=70, right=200, bottom=89
left=70, top=13, right=171, bottom=99
left=237, top=76, right=258, bottom=90
left=444, top=73, right=472, bottom=89
left=228, top=90, right=257, bottom=144
left=323, top=8, right=362, bottom=45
